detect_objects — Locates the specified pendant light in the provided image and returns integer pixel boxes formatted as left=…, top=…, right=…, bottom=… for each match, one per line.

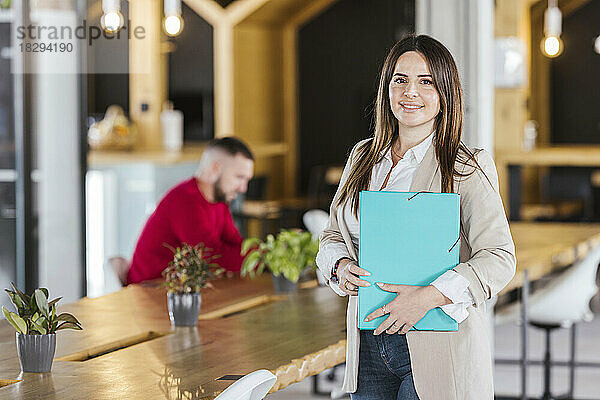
left=100, top=0, right=124, bottom=34
left=163, top=0, right=184, bottom=37
left=540, top=0, right=563, bottom=58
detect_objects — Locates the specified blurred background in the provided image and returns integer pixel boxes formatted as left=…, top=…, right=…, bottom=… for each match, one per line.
left=1, top=0, right=600, bottom=398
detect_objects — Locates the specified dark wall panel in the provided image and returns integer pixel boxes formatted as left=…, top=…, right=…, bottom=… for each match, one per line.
left=168, top=3, right=214, bottom=141
left=0, top=22, right=15, bottom=169
left=298, top=0, right=414, bottom=194
left=88, top=0, right=129, bottom=116
left=551, top=0, right=600, bottom=144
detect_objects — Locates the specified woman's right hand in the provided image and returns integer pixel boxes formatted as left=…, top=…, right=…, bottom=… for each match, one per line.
left=337, top=259, right=371, bottom=296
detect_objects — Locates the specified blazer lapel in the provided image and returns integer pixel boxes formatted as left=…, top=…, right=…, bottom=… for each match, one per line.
left=409, top=143, right=439, bottom=192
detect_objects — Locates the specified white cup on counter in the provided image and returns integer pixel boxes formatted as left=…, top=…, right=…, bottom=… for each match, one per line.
left=161, top=107, right=184, bottom=152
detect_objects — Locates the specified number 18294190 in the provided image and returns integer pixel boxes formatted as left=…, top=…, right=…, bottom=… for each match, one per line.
left=19, top=42, right=74, bottom=52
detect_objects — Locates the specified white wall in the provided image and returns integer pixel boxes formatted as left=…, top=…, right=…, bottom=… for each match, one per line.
left=85, top=163, right=198, bottom=297
left=416, top=0, right=494, bottom=152
left=32, top=9, right=82, bottom=302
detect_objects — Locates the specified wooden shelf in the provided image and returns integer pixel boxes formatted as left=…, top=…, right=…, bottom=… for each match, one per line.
left=87, top=141, right=288, bottom=167
left=496, top=145, right=600, bottom=167
left=495, top=145, right=600, bottom=216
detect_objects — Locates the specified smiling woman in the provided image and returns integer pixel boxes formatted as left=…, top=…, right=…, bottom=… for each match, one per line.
left=316, top=34, right=516, bottom=400
left=388, top=52, right=440, bottom=130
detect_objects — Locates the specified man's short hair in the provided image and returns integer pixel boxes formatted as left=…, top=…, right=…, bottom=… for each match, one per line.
left=207, top=137, right=254, bottom=161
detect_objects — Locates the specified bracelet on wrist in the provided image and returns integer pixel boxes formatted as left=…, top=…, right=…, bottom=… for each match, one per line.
left=331, top=257, right=350, bottom=284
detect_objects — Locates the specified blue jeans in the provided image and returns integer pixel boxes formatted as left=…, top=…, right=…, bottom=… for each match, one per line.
left=351, top=330, right=420, bottom=400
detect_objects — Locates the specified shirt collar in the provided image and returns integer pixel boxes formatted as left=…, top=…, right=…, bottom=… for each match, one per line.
left=382, top=132, right=435, bottom=164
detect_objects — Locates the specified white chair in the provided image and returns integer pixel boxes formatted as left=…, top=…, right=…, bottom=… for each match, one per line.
left=303, top=209, right=330, bottom=287
left=495, top=245, right=600, bottom=326
left=214, top=370, right=276, bottom=400
left=495, top=244, right=600, bottom=399
left=303, top=209, right=330, bottom=239
left=104, top=256, right=129, bottom=292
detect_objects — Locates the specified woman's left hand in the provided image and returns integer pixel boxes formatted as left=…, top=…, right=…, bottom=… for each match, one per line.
left=364, top=283, right=449, bottom=335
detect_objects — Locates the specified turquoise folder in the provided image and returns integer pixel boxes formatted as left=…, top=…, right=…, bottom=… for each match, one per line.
left=358, top=191, right=460, bottom=331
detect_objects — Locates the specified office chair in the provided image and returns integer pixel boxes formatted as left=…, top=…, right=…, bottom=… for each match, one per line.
left=306, top=165, right=343, bottom=210
left=495, top=245, right=600, bottom=399
left=214, top=370, right=276, bottom=400
left=303, top=209, right=330, bottom=286
left=302, top=209, right=329, bottom=239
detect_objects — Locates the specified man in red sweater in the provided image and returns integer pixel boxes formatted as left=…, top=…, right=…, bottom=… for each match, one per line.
left=124, top=137, right=254, bottom=284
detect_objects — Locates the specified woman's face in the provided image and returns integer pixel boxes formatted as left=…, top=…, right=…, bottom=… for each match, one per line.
left=388, top=51, right=440, bottom=130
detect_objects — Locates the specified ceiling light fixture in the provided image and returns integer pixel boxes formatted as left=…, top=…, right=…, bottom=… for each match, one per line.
left=100, top=0, right=124, bottom=34
left=163, top=0, right=184, bottom=37
left=540, top=0, right=563, bottom=58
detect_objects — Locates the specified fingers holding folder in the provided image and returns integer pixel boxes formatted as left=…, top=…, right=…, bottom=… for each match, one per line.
left=365, top=283, right=454, bottom=335
left=338, top=260, right=371, bottom=295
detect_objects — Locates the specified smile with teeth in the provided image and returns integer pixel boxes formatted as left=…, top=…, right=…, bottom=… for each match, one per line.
left=400, top=103, right=424, bottom=112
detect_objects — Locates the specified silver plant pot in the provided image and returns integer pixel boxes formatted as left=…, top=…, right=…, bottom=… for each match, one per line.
left=16, top=332, right=56, bottom=373
left=167, top=292, right=202, bottom=327
left=272, top=274, right=297, bottom=293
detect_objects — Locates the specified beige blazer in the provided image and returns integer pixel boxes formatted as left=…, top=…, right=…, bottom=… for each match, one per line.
left=317, top=138, right=516, bottom=400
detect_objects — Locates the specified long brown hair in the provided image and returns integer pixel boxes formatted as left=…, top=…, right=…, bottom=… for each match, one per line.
left=336, top=34, right=480, bottom=216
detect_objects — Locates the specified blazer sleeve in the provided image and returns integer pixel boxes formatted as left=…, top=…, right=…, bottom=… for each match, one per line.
left=453, top=149, right=517, bottom=307
left=315, top=140, right=367, bottom=296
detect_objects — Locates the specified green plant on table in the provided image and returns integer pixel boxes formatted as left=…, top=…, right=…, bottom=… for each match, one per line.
left=162, top=243, right=225, bottom=294
left=2, top=283, right=82, bottom=335
left=241, top=229, right=319, bottom=283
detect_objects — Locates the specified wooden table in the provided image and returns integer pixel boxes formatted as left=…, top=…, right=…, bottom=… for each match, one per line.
left=495, top=146, right=600, bottom=220
left=505, top=222, right=600, bottom=292
left=0, top=276, right=347, bottom=399
left=1, top=223, right=599, bottom=399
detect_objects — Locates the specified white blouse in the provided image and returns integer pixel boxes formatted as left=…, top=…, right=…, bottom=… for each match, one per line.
left=328, top=134, right=473, bottom=323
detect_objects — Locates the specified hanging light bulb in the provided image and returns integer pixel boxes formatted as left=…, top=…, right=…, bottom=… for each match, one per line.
left=542, top=35, right=563, bottom=56
left=163, top=0, right=183, bottom=37
left=540, top=0, right=563, bottom=58
left=101, top=0, right=124, bottom=34
left=594, top=35, right=600, bottom=55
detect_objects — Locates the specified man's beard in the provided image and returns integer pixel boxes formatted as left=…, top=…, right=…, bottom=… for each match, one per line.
left=213, top=178, right=228, bottom=203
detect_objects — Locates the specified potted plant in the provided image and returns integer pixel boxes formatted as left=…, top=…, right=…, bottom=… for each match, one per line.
left=241, top=229, right=319, bottom=293
left=2, top=283, right=82, bottom=373
left=162, top=243, right=224, bottom=327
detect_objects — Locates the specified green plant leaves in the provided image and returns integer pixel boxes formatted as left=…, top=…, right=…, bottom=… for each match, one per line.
left=239, top=229, right=319, bottom=283
left=56, top=322, right=83, bottom=331
left=30, top=319, right=47, bottom=335
left=5, top=290, right=24, bottom=309
left=48, top=297, right=62, bottom=308
left=162, top=243, right=225, bottom=294
left=56, top=313, right=81, bottom=325
left=2, top=306, right=27, bottom=334
left=3, top=283, right=82, bottom=335
left=10, top=283, right=29, bottom=306
left=241, top=238, right=261, bottom=254
left=34, top=289, right=49, bottom=319
left=241, top=250, right=262, bottom=278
